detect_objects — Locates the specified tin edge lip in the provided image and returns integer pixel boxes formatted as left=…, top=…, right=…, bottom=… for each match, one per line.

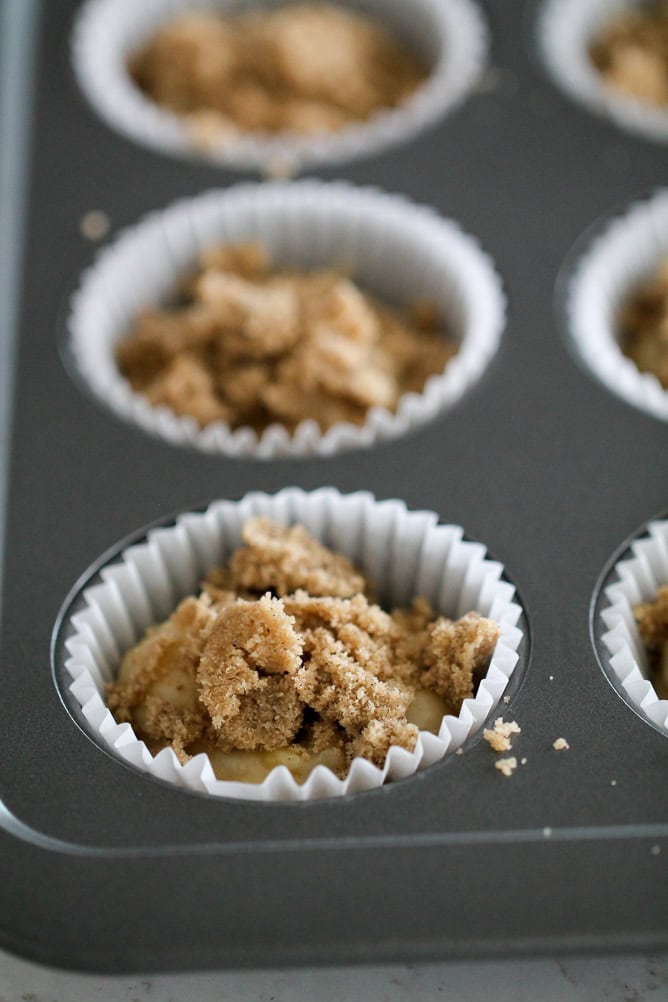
left=0, top=0, right=40, bottom=631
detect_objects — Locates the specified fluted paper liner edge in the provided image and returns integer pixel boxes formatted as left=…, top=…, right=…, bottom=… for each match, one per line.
left=67, top=181, right=506, bottom=457
left=566, top=189, right=668, bottom=422
left=62, top=488, right=524, bottom=801
left=600, top=518, right=668, bottom=736
left=538, top=0, right=668, bottom=144
left=72, top=0, right=488, bottom=171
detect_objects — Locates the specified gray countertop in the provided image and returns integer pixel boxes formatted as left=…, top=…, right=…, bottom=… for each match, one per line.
left=1, top=949, right=667, bottom=1001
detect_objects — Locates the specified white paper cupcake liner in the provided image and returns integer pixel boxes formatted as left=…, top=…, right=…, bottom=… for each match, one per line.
left=61, top=487, right=524, bottom=802
left=67, top=181, right=506, bottom=458
left=565, top=189, right=668, bottom=422
left=538, top=0, right=668, bottom=144
left=599, top=518, right=668, bottom=736
left=71, top=0, right=488, bottom=173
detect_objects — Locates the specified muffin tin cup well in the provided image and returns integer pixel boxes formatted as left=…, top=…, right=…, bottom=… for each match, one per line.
left=71, top=0, right=488, bottom=173
left=538, top=0, right=668, bottom=144
left=60, top=487, right=524, bottom=802
left=563, top=188, right=668, bottom=422
left=596, top=517, right=668, bottom=736
left=66, top=180, right=506, bottom=458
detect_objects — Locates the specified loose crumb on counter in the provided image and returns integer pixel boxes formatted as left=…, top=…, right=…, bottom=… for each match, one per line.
left=494, top=757, right=517, bottom=778
left=107, top=517, right=501, bottom=784
left=553, top=737, right=569, bottom=751
left=115, top=240, right=458, bottom=435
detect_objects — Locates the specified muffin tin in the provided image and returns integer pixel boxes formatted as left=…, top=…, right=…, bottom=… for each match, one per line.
left=0, top=0, right=667, bottom=973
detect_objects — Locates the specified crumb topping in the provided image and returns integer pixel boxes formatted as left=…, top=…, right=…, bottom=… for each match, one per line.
left=108, top=519, right=500, bottom=783
left=552, top=737, right=570, bottom=751
left=494, top=757, right=517, bottom=778
left=634, top=585, right=668, bottom=699
left=618, top=258, right=668, bottom=389
left=590, top=2, right=668, bottom=107
left=422, top=613, right=501, bottom=714
left=115, top=242, right=457, bottom=435
left=231, top=518, right=367, bottom=598
left=128, top=4, right=427, bottom=145
left=483, top=716, right=521, bottom=753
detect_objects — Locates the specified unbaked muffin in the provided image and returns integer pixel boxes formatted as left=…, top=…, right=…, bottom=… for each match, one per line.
left=107, top=517, right=500, bottom=783
left=115, top=241, right=458, bottom=434
left=129, top=3, right=427, bottom=147
left=634, top=585, right=668, bottom=699
left=618, top=257, right=668, bottom=389
left=590, top=2, right=668, bottom=108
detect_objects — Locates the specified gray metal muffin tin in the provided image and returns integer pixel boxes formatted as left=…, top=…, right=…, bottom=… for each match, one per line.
left=0, top=0, right=666, bottom=973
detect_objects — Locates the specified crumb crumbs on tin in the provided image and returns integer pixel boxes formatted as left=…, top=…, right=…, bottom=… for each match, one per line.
left=263, top=154, right=298, bottom=180
left=552, top=737, right=569, bottom=751
left=502, top=695, right=510, bottom=704
left=483, top=716, right=521, bottom=753
left=543, top=826, right=552, bottom=838
left=79, top=210, right=110, bottom=241
left=495, top=756, right=517, bottom=778
left=520, top=757, right=527, bottom=765
left=610, top=779, right=617, bottom=787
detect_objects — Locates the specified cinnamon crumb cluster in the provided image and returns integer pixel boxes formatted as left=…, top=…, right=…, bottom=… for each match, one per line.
left=590, top=2, right=668, bottom=108
left=129, top=4, right=427, bottom=147
left=115, top=241, right=456, bottom=434
left=484, top=716, right=521, bottom=777
left=634, top=585, right=668, bottom=699
left=107, top=517, right=500, bottom=784
left=618, top=259, right=668, bottom=389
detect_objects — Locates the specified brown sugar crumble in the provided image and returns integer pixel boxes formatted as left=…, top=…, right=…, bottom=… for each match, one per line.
left=115, top=240, right=457, bottom=435
left=634, top=585, right=668, bottom=699
left=618, top=258, right=668, bottom=389
left=552, top=737, right=569, bottom=751
left=129, top=4, right=427, bottom=148
left=107, top=517, right=501, bottom=784
left=590, top=2, right=668, bottom=107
